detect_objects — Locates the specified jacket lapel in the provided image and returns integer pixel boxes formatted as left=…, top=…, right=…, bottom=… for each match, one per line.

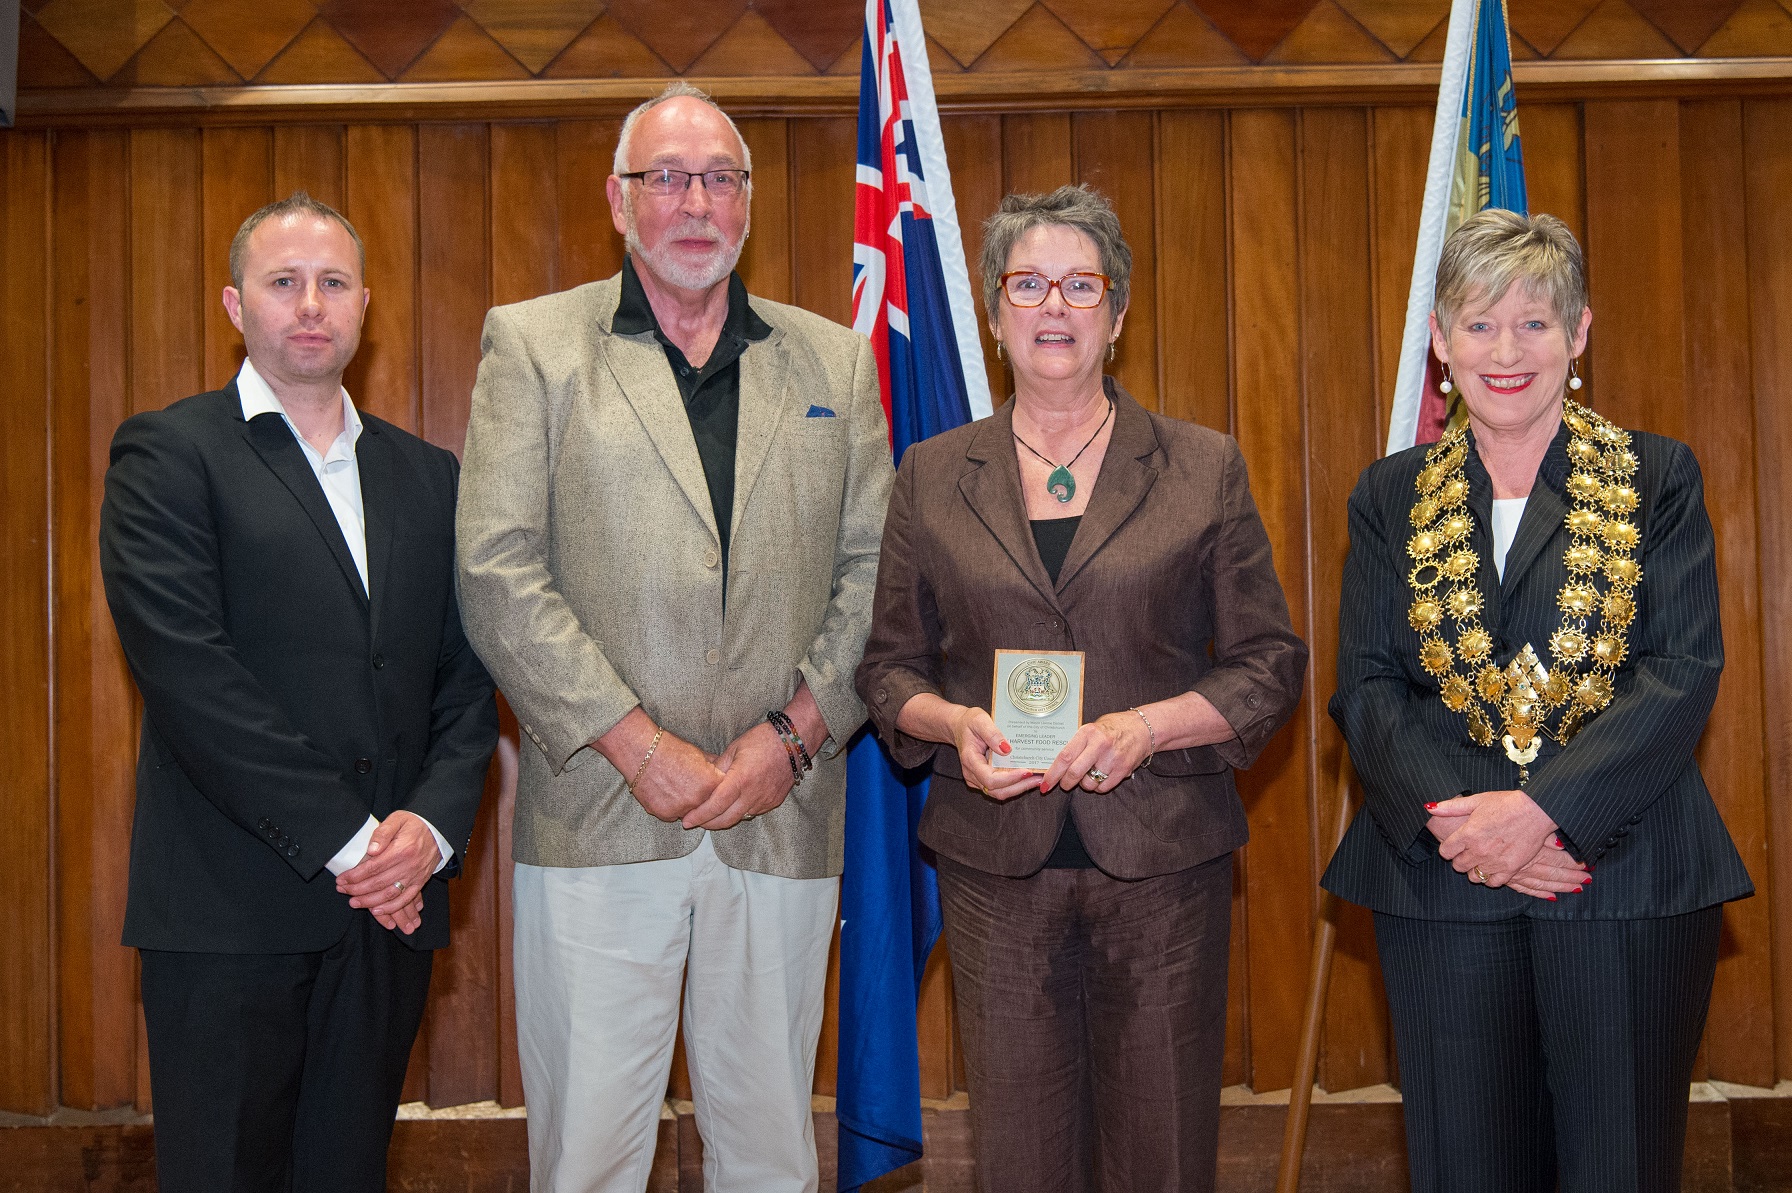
left=730, top=324, right=790, bottom=538
left=239, top=403, right=369, bottom=610
left=960, top=401, right=1061, bottom=608
left=356, top=422, right=396, bottom=626
left=1497, top=421, right=1574, bottom=599
left=1055, top=382, right=1158, bottom=592
left=599, top=331, right=721, bottom=545
left=1464, top=442, right=1503, bottom=631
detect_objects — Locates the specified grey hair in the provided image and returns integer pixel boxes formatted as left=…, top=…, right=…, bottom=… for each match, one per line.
left=1433, top=209, right=1588, bottom=344
left=229, top=191, right=365, bottom=290
left=613, top=81, right=753, bottom=175
left=978, top=185, right=1132, bottom=324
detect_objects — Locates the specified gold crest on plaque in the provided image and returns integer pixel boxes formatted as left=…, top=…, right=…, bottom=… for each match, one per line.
left=1007, top=658, right=1070, bottom=718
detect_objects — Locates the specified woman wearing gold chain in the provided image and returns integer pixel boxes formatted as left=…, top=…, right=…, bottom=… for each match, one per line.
left=1322, top=209, right=1753, bottom=1193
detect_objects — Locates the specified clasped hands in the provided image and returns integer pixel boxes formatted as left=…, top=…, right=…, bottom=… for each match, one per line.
left=1427, top=789, right=1590, bottom=900
left=599, top=705, right=808, bottom=832
left=952, top=705, right=1153, bottom=800
left=335, top=809, right=442, bottom=935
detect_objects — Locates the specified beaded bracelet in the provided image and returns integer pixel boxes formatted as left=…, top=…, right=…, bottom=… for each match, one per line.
left=1130, top=706, right=1156, bottom=768
left=766, top=709, right=813, bottom=787
left=629, top=725, right=666, bottom=794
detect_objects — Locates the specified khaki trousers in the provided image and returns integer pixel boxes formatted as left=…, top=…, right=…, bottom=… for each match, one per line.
left=514, top=835, right=838, bottom=1193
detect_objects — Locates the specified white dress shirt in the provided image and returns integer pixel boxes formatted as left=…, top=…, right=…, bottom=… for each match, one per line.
left=1491, top=496, right=1527, bottom=581
left=236, top=359, right=452, bottom=879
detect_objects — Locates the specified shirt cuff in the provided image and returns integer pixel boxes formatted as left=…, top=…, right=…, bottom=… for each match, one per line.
left=322, top=814, right=454, bottom=877
left=325, top=814, right=379, bottom=876
left=419, top=816, right=453, bottom=875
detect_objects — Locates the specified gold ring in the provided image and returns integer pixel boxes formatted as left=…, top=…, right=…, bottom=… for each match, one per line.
left=1470, top=866, right=1488, bottom=884
left=1088, top=769, right=1108, bottom=784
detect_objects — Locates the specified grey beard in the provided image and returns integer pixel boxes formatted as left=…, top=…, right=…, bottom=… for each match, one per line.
left=624, top=206, right=749, bottom=292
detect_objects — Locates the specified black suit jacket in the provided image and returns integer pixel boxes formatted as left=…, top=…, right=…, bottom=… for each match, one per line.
left=1321, top=420, right=1753, bottom=920
left=101, top=383, right=498, bottom=953
left=856, top=381, right=1308, bottom=879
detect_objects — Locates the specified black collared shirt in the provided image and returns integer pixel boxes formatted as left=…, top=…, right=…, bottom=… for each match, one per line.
left=612, top=256, right=772, bottom=584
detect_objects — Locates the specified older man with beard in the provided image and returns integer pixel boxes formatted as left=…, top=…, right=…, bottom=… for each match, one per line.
left=456, top=82, right=893, bottom=1192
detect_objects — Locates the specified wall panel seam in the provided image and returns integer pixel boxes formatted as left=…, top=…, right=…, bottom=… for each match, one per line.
left=42, top=128, right=62, bottom=1112
left=1293, top=109, right=1321, bottom=902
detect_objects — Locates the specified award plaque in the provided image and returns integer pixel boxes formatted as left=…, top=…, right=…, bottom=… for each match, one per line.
left=989, top=649, right=1086, bottom=772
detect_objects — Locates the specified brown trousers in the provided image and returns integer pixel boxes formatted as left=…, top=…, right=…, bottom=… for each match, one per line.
left=937, top=849, right=1234, bottom=1193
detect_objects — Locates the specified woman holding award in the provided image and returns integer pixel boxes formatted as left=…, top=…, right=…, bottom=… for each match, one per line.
left=855, top=185, right=1306, bottom=1193
left=1322, top=209, right=1753, bottom=1193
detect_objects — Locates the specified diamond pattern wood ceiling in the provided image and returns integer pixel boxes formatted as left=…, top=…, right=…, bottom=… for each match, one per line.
left=16, top=0, right=1790, bottom=91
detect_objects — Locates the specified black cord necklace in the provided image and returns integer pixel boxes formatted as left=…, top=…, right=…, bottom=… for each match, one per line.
left=1012, top=398, right=1113, bottom=504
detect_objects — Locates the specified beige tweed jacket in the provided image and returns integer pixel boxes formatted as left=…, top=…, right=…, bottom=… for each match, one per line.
left=456, top=273, right=893, bottom=879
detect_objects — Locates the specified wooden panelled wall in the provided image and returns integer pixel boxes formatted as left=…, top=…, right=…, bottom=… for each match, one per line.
left=3, top=94, right=1792, bottom=1119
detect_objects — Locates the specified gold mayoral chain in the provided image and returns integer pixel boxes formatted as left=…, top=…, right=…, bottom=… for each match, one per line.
left=1405, top=399, right=1642, bottom=786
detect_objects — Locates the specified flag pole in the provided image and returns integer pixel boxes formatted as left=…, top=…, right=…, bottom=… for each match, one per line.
left=1386, top=0, right=1478, bottom=456
left=1273, top=748, right=1357, bottom=1193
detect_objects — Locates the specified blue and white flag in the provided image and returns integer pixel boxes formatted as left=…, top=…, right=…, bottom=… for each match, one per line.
left=838, top=0, right=989, bottom=1188
left=1388, top=0, right=1528, bottom=454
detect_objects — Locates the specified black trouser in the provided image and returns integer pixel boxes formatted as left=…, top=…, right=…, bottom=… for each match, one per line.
left=1374, top=907, right=1722, bottom=1193
left=139, top=912, right=434, bottom=1193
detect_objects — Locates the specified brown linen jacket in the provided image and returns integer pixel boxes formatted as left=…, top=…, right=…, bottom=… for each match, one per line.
left=855, top=380, right=1308, bottom=878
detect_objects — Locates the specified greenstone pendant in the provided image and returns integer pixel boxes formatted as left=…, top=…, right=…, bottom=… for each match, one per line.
left=1046, top=465, right=1076, bottom=503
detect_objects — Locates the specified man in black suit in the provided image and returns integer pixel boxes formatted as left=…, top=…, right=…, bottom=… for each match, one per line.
left=100, top=192, right=497, bottom=1193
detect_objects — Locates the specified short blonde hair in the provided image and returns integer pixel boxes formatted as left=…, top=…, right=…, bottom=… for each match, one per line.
left=978, top=185, right=1132, bottom=323
left=1433, top=209, right=1587, bottom=342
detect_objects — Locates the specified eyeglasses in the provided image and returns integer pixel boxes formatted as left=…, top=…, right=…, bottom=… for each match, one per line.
left=618, top=168, right=751, bottom=198
left=999, top=271, right=1112, bottom=309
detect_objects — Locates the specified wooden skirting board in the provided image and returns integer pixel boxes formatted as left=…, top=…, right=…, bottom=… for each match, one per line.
left=2, top=1083, right=1788, bottom=1192
left=15, top=58, right=1792, bottom=126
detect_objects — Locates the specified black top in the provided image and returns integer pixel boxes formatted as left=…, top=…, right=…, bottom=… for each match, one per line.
left=613, top=255, right=772, bottom=587
left=1031, top=516, right=1095, bottom=870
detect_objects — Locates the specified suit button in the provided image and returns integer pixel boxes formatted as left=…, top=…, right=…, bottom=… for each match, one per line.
left=876, top=688, right=888, bottom=703
left=706, top=649, right=720, bottom=665
left=258, top=818, right=272, bottom=831
left=704, top=549, right=719, bottom=569
left=285, top=845, right=299, bottom=858
left=372, top=654, right=386, bottom=670
left=355, top=757, right=373, bottom=774
left=1247, top=693, right=1261, bottom=709
left=1050, top=619, right=1061, bottom=630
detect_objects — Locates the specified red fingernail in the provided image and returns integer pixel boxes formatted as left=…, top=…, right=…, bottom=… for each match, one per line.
left=1425, top=802, right=1438, bottom=811
left=1586, top=864, right=1595, bottom=872
left=999, top=742, right=1011, bottom=754
left=1552, top=835, right=1563, bottom=848
left=1040, top=780, right=1050, bottom=793
left=1581, top=875, right=1591, bottom=883
left=1573, top=885, right=1583, bottom=893
left=1547, top=895, right=1557, bottom=901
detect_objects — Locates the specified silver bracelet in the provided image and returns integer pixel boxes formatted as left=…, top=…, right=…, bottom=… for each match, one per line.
left=1130, top=706, right=1156, bottom=768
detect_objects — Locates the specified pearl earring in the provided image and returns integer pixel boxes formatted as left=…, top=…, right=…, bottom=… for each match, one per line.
left=1439, top=365, right=1454, bottom=395
left=1568, top=359, right=1583, bottom=391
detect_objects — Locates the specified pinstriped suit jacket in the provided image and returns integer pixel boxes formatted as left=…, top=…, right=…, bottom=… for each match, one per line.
left=1320, top=420, right=1753, bottom=921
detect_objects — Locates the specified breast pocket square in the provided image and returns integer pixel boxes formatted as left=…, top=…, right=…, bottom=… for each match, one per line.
left=805, top=405, right=836, bottom=418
